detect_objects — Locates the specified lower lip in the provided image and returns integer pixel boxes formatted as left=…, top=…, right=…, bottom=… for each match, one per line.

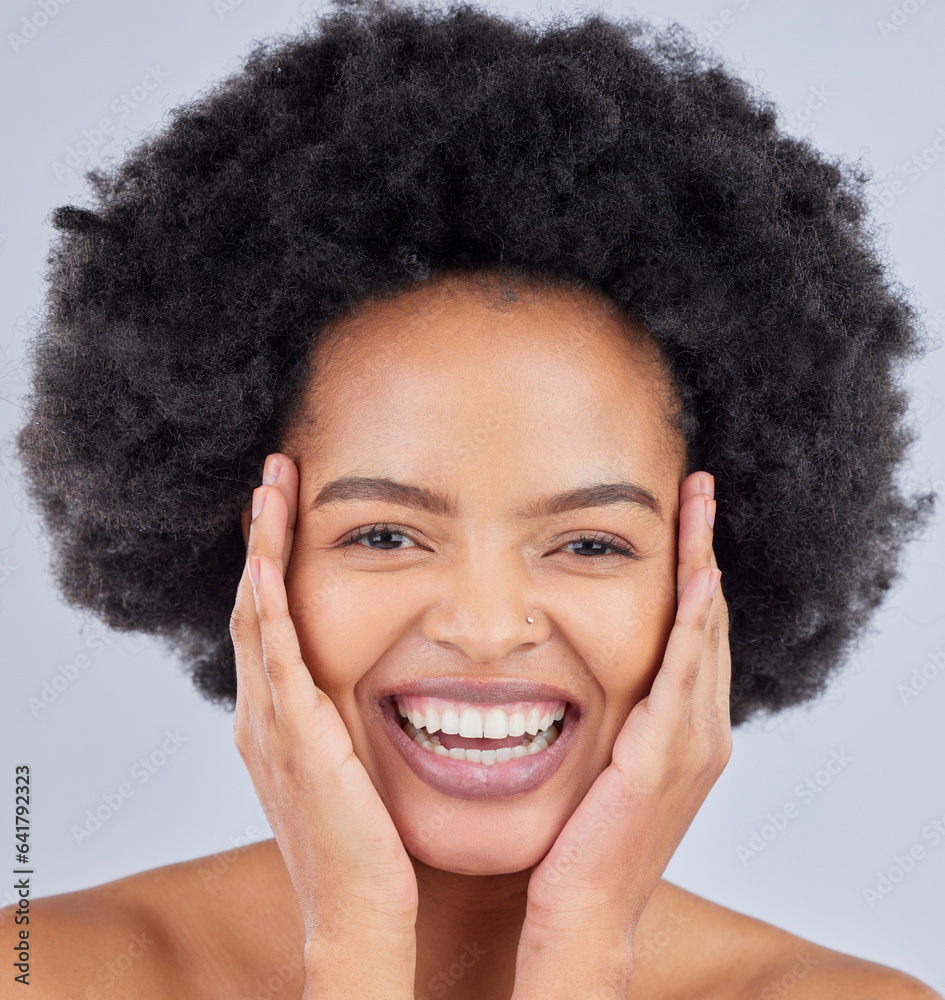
left=378, top=696, right=581, bottom=799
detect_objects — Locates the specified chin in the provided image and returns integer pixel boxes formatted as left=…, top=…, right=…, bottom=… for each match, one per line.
left=395, top=798, right=571, bottom=875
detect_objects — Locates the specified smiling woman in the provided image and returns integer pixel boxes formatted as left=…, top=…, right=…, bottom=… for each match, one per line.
left=261, top=276, right=693, bottom=847
left=4, top=0, right=940, bottom=997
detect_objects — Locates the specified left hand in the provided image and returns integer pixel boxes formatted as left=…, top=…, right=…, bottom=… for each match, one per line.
left=513, top=470, right=732, bottom=998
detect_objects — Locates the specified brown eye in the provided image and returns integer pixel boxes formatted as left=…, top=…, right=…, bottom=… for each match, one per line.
left=561, top=533, right=635, bottom=559
left=340, top=523, right=418, bottom=551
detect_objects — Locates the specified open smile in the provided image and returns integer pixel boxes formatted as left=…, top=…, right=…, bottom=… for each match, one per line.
left=378, top=695, right=582, bottom=799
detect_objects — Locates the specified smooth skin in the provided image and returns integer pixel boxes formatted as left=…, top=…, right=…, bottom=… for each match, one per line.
left=5, top=272, right=939, bottom=1000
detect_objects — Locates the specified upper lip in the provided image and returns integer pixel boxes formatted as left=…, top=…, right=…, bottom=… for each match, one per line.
left=379, top=676, right=582, bottom=714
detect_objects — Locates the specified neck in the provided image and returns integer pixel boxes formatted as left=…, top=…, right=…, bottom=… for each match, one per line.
left=412, top=856, right=531, bottom=1000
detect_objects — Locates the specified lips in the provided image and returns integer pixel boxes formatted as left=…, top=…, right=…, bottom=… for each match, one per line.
left=377, top=693, right=582, bottom=798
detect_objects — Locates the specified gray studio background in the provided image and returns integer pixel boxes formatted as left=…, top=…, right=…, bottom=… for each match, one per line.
left=1, top=0, right=943, bottom=988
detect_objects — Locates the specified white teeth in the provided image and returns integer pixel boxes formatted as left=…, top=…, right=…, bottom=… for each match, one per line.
left=507, top=711, right=526, bottom=737
left=395, top=698, right=569, bottom=741
left=401, top=717, right=560, bottom=765
left=483, top=708, right=508, bottom=739
left=524, top=706, right=541, bottom=735
left=440, top=708, right=461, bottom=735
left=459, top=708, right=484, bottom=738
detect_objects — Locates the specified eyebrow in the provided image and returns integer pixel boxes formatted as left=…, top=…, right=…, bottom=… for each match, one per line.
left=311, top=476, right=662, bottom=520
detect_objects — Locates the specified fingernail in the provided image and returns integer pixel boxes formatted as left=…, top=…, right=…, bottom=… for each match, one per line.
left=262, top=456, right=281, bottom=486
left=252, top=488, right=266, bottom=521
left=709, top=568, right=721, bottom=597
left=705, top=497, right=716, bottom=530
left=248, top=556, right=260, bottom=591
left=701, top=473, right=715, bottom=499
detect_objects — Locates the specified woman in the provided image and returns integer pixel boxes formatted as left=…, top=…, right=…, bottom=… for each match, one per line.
left=6, top=0, right=939, bottom=996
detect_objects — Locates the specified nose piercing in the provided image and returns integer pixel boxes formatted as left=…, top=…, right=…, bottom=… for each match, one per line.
left=526, top=617, right=534, bottom=624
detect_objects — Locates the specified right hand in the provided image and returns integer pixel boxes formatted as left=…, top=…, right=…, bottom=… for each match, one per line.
left=229, top=451, right=420, bottom=950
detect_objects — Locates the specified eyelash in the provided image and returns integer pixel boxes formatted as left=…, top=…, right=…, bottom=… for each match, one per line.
left=338, top=522, right=636, bottom=560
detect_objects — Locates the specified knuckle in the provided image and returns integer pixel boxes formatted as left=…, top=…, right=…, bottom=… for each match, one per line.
left=262, top=655, right=284, bottom=686
left=229, top=605, right=253, bottom=645
left=270, top=743, right=305, bottom=787
left=250, top=732, right=283, bottom=781
left=681, top=664, right=701, bottom=702
left=694, top=724, right=732, bottom=774
left=258, top=622, right=301, bottom=680
left=233, top=725, right=253, bottom=761
left=674, top=611, right=705, bottom=637
left=717, top=597, right=731, bottom=633
left=707, top=605, right=722, bottom=638
left=695, top=747, right=715, bottom=777
left=256, top=601, right=293, bottom=636
left=685, top=730, right=714, bottom=773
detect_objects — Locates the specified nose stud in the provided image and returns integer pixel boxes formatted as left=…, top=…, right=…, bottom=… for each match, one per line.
left=526, top=617, right=534, bottom=624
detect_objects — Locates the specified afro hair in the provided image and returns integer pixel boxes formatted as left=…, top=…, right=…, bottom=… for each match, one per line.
left=15, top=0, right=936, bottom=726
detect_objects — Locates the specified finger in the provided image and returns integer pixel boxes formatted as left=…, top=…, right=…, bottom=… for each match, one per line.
left=246, top=477, right=319, bottom=723
left=249, top=460, right=292, bottom=579
left=688, top=573, right=724, bottom=737
left=263, top=453, right=300, bottom=577
left=677, top=471, right=716, bottom=605
left=249, top=552, right=320, bottom=722
left=231, top=454, right=304, bottom=729
left=678, top=469, right=713, bottom=509
left=646, top=563, right=720, bottom=730
left=713, top=583, right=733, bottom=729
left=687, top=477, right=723, bottom=721
left=233, top=641, right=250, bottom=745
left=231, top=556, right=275, bottom=726
left=689, top=582, right=733, bottom=762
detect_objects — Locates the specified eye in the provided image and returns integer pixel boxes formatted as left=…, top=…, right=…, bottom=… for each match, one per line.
left=339, top=522, right=418, bottom=551
left=338, top=524, right=635, bottom=560
left=560, top=532, right=636, bottom=560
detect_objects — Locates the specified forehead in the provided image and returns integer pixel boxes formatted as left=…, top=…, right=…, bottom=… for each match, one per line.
left=289, top=273, right=686, bottom=482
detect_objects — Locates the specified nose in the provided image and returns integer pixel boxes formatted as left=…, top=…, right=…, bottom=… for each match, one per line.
left=420, top=551, right=547, bottom=661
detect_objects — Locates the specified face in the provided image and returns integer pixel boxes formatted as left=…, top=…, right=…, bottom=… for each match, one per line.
left=262, top=272, right=688, bottom=875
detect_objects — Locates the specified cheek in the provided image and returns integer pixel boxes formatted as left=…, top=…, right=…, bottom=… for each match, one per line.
left=284, top=556, right=415, bottom=694
left=571, top=561, right=678, bottom=705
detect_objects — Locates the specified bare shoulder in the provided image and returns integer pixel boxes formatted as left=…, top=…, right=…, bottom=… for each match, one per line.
left=746, top=947, right=943, bottom=1000
left=630, top=880, right=941, bottom=1000
left=0, top=866, right=170, bottom=999
left=0, top=838, right=305, bottom=1000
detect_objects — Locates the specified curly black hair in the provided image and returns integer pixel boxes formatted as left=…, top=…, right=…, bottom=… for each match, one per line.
left=15, top=0, right=936, bottom=727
